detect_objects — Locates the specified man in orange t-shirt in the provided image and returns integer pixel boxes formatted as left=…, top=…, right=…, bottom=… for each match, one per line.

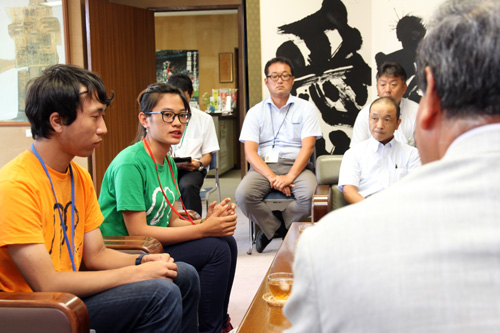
left=0, top=64, right=199, bottom=333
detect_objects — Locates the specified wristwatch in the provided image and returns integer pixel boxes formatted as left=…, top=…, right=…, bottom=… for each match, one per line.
left=193, top=159, right=204, bottom=171
left=135, top=253, right=149, bottom=265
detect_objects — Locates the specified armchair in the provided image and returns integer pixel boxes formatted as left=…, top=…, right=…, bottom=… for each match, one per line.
left=311, top=155, right=348, bottom=222
left=0, top=236, right=163, bottom=333
left=0, top=292, right=89, bottom=333
left=103, top=235, right=164, bottom=254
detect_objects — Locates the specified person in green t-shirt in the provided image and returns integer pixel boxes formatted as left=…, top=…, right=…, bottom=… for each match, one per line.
left=99, top=82, right=238, bottom=333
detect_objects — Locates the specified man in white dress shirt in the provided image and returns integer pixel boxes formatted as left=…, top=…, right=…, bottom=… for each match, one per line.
left=169, top=74, right=220, bottom=215
left=351, top=62, right=418, bottom=146
left=284, top=0, right=500, bottom=331
left=235, top=56, right=322, bottom=253
left=339, top=97, right=420, bottom=204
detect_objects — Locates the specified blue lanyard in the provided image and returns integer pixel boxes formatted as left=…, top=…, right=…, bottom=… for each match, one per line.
left=31, top=144, right=76, bottom=272
left=270, top=104, right=291, bottom=148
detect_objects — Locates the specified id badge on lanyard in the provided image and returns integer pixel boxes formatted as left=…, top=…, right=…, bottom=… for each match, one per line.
left=266, top=104, right=290, bottom=164
left=265, top=149, right=279, bottom=163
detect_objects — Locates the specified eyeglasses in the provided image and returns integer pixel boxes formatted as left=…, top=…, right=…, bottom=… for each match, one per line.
left=267, top=73, right=293, bottom=82
left=147, top=111, right=190, bottom=124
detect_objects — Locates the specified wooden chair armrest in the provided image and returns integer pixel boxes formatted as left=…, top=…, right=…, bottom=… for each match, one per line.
left=312, top=184, right=332, bottom=222
left=0, top=292, right=89, bottom=333
left=103, top=236, right=164, bottom=254
left=178, top=209, right=201, bottom=220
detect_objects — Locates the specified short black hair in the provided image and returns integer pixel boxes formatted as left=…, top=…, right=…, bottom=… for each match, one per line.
left=370, top=97, right=401, bottom=120
left=167, top=73, right=194, bottom=97
left=264, top=56, right=295, bottom=77
left=376, top=62, right=407, bottom=82
left=25, top=64, right=113, bottom=139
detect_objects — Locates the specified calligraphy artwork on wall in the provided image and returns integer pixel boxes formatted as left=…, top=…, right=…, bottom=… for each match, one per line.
left=371, top=0, right=444, bottom=106
left=260, top=0, right=444, bottom=155
left=375, top=15, right=426, bottom=104
left=262, top=0, right=371, bottom=155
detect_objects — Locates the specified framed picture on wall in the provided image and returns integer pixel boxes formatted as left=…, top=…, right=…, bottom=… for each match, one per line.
left=0, top=0, right=69, bottom=125
left=156, top=49, right=200, bottom=104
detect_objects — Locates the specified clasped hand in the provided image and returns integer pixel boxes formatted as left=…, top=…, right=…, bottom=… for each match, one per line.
left=202, top=198, right=237, bottom=237
left=270, top=174, right=295, bottom=196
left=136, top=253, right=178, bottom=281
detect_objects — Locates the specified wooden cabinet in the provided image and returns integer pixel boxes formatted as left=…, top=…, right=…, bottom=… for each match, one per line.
left=210, top=114, right=238, bottom=175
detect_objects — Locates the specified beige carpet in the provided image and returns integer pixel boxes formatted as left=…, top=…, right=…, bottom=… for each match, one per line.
left=203, top=169, right=284, bottom=328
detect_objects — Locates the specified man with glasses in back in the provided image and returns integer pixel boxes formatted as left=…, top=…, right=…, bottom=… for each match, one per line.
left=235, top=56, right=322, bottom=253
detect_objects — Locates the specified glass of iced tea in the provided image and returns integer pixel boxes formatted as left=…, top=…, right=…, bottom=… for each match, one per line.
left=268, top=272, right=294, bottom=301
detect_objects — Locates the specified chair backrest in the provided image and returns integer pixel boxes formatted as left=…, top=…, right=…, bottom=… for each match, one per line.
left=316, top=155, right=343, bottom=185
left=315, top=154, right=349, bottom=211
left=200, top=151, right=221, bottom=209
left=209, top=151, right=221, bottom=202
left=208, top=150, right=217, bottom=171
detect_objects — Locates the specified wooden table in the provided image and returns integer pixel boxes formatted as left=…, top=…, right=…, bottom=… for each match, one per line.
left=237, top=222, right=314, bottom=333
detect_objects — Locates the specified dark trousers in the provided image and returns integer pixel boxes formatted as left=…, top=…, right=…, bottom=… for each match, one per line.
left=165, top=236, right=237, bottom=333
left=178, top=169, right=207, bottom=215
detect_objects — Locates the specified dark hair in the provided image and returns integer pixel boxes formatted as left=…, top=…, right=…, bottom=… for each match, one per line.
left=416, top=0, right=500, bottom=119
left=167, top=73, right=194, bottom=97
left=135, top=82, right=191, bottom=141
left=376, top=62, right=408, bottom=82
left=264, top=56, right=295, bottom=77
left=370, top=97, right=401, bottom=120
left=25, top=64, right=113, bottom=139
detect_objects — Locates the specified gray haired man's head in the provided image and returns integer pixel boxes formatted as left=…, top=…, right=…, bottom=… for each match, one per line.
left=416, top=0, right=500, bottom=119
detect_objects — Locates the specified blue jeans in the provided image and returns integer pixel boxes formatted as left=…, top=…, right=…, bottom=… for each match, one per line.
left=83, top=262, right=200, bottom=333
left=165, top=236, right=237, bottom=333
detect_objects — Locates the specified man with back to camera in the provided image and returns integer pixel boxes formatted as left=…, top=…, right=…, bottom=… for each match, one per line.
left=284, top=0, right=500, bottom=331
left=339, top=97, right=420, bottom=204
left=351, top=62, right=418, bottom=146
left=235, top=56, right=322, bottom=253
left=0, top=64, right=200, bottom=333
left=168, top=73, right=220, bottom=216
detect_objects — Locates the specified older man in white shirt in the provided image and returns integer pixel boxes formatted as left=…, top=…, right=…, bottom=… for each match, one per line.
left=340, top=97, right=420, bottom=204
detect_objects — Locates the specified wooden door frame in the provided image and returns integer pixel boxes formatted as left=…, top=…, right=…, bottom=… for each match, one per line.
left=149, top=4, right=248, bottom=173
left=85, top=0, right=156, bottom=193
